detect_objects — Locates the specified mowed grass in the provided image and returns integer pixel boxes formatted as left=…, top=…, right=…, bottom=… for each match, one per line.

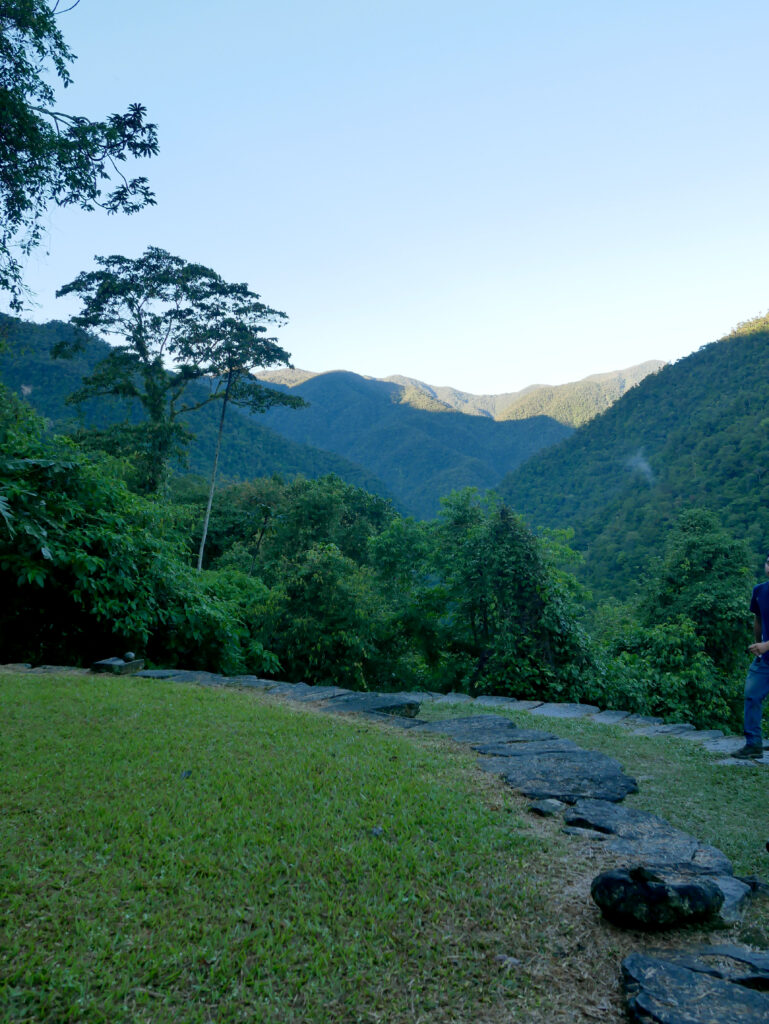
left=0, top=673, right=557, bottom=1024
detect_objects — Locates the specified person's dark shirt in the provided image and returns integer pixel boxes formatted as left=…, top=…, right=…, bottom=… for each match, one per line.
left=750, top=581, right=769, bottom=663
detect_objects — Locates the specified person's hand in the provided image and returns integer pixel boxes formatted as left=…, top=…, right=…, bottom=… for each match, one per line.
left=748, top=641, right=769, bottom=656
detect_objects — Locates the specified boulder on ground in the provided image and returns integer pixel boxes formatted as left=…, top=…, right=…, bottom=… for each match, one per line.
left=591, top=866, right=724, bottom=930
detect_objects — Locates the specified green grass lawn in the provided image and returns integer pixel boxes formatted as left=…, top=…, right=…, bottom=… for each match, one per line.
left=2, top=673, right=768, bottom=1024
left=0, top=673, right=558, bottom=1024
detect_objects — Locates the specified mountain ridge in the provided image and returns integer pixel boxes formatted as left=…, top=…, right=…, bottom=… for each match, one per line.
left=256, top=361, right=665, bottom=424
left=498, top=314, right=769, bottom=597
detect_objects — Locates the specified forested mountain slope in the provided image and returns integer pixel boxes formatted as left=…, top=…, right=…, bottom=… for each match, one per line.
left=257, top=360, right=664, bottom=424
left=2, top=314, right=663, bottom=519
left=0, top=316, right=391, bottom=499
left=250, top=371, right=572, bottom=517
left=498, top=360, right=664, bottom=427
left=498, top=315, right=769, bottom=598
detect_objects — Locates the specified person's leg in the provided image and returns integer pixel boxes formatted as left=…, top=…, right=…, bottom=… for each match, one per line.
left=743, top=661, right=769, bottom=747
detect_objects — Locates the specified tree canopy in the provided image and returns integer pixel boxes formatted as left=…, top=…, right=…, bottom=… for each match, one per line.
left=0, top=1, right=158, bottom=310
left=56, top=247, right=303, bottom=492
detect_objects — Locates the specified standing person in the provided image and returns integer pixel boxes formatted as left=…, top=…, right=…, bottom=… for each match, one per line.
left=735, top=553, right=769, bottom=759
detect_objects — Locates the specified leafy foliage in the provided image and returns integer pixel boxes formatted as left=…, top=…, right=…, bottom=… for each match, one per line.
left=592, top=619, right=739, bottom=731
left=500, top=314, right=769, bottom=600
left=0, top=313, right=391, bottom=496
left=55, top=249, right=302, bottom=492
left=0, top=1, right=157, bottom=309
left=430, top=491, right=594, bottom=698
left=0, top=391, right=276, bottom=672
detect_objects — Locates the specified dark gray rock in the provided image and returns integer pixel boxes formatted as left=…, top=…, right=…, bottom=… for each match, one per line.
left=364, top=712, right=425, bottom=729
left=562, top=825, right=609, bottom=840
left=606, top=837, right=734, bottom=877
left=564, top=803, right=737, bottom=888
left=475, top=697, right=544, bottom=710
left=591, top=709, right=631, bottom=723
left=92, top=656, right=144, bottom=674
left=473, top=738, right=581, bottom=757
left=529, top=702, right=600, bottom=719
left=632, top=723, right=697, bottom=737
left=414, top=715, right=556, bottom=746
left=429, top=692, right=475, bottom=704
left=678, top=729, right=725, bottom=743
left=591, top=866, right=725, bottom=930
left=477, top=749, right=638, bottom=803
left=621, top=714, right=664, bottom=727
left=659, top=944, right=769, bottom=985
left=321, top=692, right=421, bottom=718
left=137, top=668, right=225, bottom=684
left=228, top=675, right=276, bottom=690
left=701, top=735, right=747, bottom=755
left=565, top=798, right=674, bottom=837
left=473, top=695, right=522, bottom=707
left=528, top=798, right=565, bottom=817
left=622, top=951, right=769, bottom=1022
left=276, top=683, right=351, bottom=702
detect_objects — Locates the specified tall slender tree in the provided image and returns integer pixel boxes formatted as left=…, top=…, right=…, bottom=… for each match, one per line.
left=56, top=247, right=304, bottom=496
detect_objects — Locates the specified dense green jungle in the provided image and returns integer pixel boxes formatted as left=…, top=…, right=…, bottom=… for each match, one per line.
left=0, top=311, right=766, bottom=736
left=499, top=312, right=769, bottom=601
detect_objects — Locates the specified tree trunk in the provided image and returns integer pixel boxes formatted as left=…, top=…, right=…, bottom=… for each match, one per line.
left=197, top=373, right=232, bottom=572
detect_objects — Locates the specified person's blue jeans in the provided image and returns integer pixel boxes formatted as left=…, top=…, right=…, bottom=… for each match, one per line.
left=744, top=659, right=769, bottom=746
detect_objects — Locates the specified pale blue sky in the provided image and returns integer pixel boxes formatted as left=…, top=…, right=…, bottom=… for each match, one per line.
left=9, top=0, right=769, bottom=393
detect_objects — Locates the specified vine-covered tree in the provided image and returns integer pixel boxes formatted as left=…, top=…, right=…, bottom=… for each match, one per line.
left=0, top=1, right=158, bottom=310
left=56, top=247, right=303, bottom=493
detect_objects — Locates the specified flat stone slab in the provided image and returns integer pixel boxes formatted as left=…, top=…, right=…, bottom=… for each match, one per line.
left=278, top=684, right=351, bottom=702
left=677, top=729, right=724, bottom=742
left=529, top=702, right=600, bottom=719
left=138, top=668, right=228, bottom=685
left=477, top=750, right=638, bottom=803
left=474, top=695, right=527, bottom=708
left=620, top=714, right=664, bottom=728
left=228, top=675, right=276, bottom=690
left=473, top=738, right=581, bottom=757
left=429, top=692, right=476, bottom=704
left=413, top=715, right=556, bottom=746
left=659, top=944, right=769, bottom=984
left=606, top=837, right=733, bottom=876
left=529, top=798, right=566, bottom=817
left=622, top=951, right=769, bottom=1023
left=701, top=735, right=748, bottom=754
left=92, top=657, right=145, bottom=674
left=591, top=709, right=631, bottom=723
left=632, top=723, right=697, bottom=737
left=321, top=692, right=421, bottom=718
left=565, top=798, right=675, bottom=838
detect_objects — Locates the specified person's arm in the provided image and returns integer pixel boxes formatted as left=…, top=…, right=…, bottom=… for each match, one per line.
left=748, top=614, right=769, bottom=655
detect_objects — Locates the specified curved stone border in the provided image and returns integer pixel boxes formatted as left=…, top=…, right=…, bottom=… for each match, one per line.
left=135, top=671, right=769, bottom=765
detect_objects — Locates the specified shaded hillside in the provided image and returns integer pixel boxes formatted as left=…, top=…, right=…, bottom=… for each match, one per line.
left=252, top=370, right=572, bottom=517
left=257, top=362, right=664, bottom=423
left=0, top=315, right=391, bottom=499
left=498, top=360, right=665, bottom=427
left=498, top=316, right=769, bottom=598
